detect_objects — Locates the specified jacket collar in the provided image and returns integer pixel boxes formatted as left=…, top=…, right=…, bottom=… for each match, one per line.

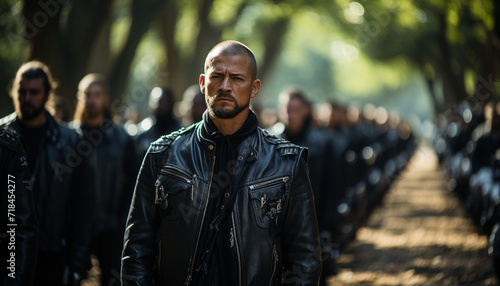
left=195, top=119, right=259, bottom=163
left=2, top=110, right=61, bottom=145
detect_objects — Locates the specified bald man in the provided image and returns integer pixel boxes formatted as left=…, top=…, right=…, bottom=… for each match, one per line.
left=121, top=40, right=321, bottom=286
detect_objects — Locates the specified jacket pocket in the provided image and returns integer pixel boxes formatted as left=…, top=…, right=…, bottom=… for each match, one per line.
left=155, top=165, right=196, bottom=220
left=249, top=176, right=289, bottom=229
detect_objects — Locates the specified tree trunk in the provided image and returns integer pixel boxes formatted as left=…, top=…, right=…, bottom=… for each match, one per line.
left=436, top=11, right=467, bottom=107
left=259, top=17, right=290, bottom=81
left=160, top=1, right=189, bottom=101
left=107, top=0, right=167, bottom=104
left=23, top=0, right=65, bottom=93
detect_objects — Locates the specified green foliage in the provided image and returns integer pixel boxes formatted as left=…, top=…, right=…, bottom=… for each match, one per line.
left=0, top=0, right=496, bottom=119
left=0, top=0, right=25, bottom=116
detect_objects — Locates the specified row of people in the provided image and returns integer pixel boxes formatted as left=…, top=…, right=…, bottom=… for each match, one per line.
left=432, top=100, right=500, bottom=282
left=0, top=62, right=141, bottom=286
left=1, top=50, right=415, bottom=285
left=266, top=88, right=416, bottom=283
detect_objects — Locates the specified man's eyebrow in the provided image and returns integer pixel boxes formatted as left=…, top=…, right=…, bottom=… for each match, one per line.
left=229, top=72, right=247, bottom=78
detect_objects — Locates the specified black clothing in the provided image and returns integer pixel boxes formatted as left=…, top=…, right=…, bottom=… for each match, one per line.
left=194, top=111, right=258, bottom=285
left=275, top=120, right=335, bottom=232
left=472, top=133, right=500, bottom=172
left=122, top=111, right=322, bottom=286
left=18, top=121, right=48, bottom=174
left=0, top=111, right=94, bottom=285
left=70, top=120, right=137, bottom=286
left=135, top=115, right=182, bottom=157
left=0, top=128, right=38, bottom=286
left=274, top=120, right=338, bottom=286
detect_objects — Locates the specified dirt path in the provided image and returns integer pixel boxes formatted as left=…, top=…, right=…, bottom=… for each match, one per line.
left=328, top=144, right=497, bottom=285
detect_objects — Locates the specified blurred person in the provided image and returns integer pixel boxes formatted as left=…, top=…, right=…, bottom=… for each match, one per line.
left=50, top=96, right=72, bottom=123
left=121, top=40, right=322, bottom=285
left=0, top=61, right=93, bottom=286
left=471, top=101, right=500, bottom=173
left=257, top=107, right=279, bottom=129
left=71, top=73, right=137, bottom=286
left=123, top=105, right=141, bottom=136
left=328, top=102, right=348, bottom=132
left=271, top=87, right=337, bottom=285
left=472, top=101, right=494, bottom=141
left=178, top=84, right=207, bottom=126
left=0, top=128, right=38, bottom=286
left=135, top=87, right=182, bottom=156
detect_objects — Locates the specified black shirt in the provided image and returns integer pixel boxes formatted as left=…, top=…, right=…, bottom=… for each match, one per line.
left=194, top=110, right=258, bottom=286
left=19, top=120, right=49, bottom=173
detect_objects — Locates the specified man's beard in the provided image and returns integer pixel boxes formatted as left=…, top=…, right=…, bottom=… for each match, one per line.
left=84, top=105, right=101, bottom=119
left=208, top=93, right=248, bottom=119
left=19, top=103, right=45, bottom=121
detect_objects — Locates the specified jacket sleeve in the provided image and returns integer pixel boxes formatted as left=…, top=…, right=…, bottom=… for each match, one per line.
left=282, top=155, right=323, bottom=286
left=121, top=150, right=159, bottom=286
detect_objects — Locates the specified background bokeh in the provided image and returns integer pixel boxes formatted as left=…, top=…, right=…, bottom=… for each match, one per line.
left=0, top=0, right=498, bottom=125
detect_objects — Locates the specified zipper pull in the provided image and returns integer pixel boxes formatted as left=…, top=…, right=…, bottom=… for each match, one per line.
left=155, top=179, right=161, bottom=204
left=276, top=199, right=282, bottom=213
left=191, top=174, right=197, bottom=201
left=260, top=195, right=267, bottom=208
left=273, top=244, right=279, bottom=261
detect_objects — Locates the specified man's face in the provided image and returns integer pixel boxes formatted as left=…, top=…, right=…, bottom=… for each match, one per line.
left=16, top=78, right=47, bottom=121
left=84, top=84, right=108, bottom=118
left=282, top=97, right=309, bottom=128
left=200, top=53, right=259, bottom=119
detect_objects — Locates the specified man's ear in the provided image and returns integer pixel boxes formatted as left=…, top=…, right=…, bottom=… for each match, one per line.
left=199, top=74, right=205, bottom=94
left=250, top=79, right=261, bottom=99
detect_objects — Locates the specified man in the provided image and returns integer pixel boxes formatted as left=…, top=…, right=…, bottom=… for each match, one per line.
left=179, top=84, right=207, bottom=126
left=0, top=128, right=38, bottom=286
left=71, top=74, right=137, bottom=286
left=122, top=40, right=322, bottom=285
left=135, top=87, right=182, bottom=156
left=0, top=61, right=93, bottom=286
left=271, top=88, right=338, bottom=285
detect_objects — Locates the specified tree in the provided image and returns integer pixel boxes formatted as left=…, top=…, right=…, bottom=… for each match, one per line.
left=323, top=0, right=498, bottom=113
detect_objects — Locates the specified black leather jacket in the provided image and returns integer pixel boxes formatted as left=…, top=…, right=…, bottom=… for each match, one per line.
left=70, top=120, right=137, bottom=235
left=122, top=122, right=322, bottom=286
left=0, top=128, right=38, bottom=286
left=270, top=122, right=335, bottom=233
left=0, top=112, right=94, bottom=276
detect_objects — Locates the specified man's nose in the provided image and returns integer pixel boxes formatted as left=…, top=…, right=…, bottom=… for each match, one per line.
left=23, top=92, right=34, bottom=102
left=219, top=76, right=232, bottom=93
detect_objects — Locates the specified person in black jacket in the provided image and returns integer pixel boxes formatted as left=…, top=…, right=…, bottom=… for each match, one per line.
left=70, top=73, right=137, bottom=286
left=0, top=61, right=93, bottom=286
left=135, top=87, right=182, bottom=157
left=121, top=40, right=322, bottom=285
left=0, top=128, right=38, bottom=286
left=271, top=87, right=338, bottom=285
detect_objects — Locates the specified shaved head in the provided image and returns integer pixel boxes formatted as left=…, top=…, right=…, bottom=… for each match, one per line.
left=204, top=40, right=257, bottom=81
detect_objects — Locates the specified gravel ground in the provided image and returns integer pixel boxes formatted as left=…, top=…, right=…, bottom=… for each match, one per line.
left=328, top=144, right=497, bottom=286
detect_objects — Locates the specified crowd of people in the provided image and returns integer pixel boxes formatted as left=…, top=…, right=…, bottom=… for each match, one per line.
left=432, top=99, right=500, bottom=281
left=1, top=41, right=416, bottom=286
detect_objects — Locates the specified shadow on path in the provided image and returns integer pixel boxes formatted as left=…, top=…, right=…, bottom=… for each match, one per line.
left=328, top=144, right=497, bottom=285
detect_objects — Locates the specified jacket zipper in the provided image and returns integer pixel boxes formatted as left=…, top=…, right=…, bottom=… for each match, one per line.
left=161, top=165, right=193, bottom=184
left=232, top=212, right=242, bottom=286
left=249, top=176, right=289, bottom=191
left=185, top=156, right=215, bottom=285
left=269, top=244, right=278, bottom=286
left=161, top=166, right=197, bottom=200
